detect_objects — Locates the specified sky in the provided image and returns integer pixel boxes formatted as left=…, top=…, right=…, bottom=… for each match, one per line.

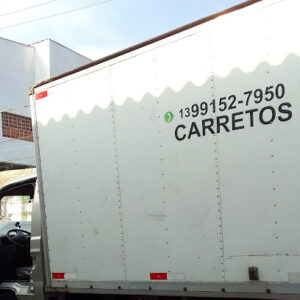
left=0, top=0, right=245, bottom=60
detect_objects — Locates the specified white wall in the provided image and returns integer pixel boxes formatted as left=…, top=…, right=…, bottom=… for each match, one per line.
left=0, top=38, right=34, bottom=117
left=33, top=39, right=91, bottom=83
left=0, top=38, right=35, bottom=168
left=0, top=38, right=91, bottom=169
left=49, top=40, right=90, bottom=77
left=32, top=39, right=50, bottom=82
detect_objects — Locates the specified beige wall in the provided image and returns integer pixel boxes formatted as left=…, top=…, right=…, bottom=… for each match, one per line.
left=0, top=168, right=35, bottom=187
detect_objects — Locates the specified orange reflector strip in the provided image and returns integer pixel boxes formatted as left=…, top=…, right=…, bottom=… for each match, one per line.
left=150, top=273, right=167, bottom=280
left=52, top=273, right=65, bottom=279
left=36, top=91, right=48, bottom=100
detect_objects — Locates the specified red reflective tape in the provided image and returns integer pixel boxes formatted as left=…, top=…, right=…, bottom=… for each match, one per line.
left=150, top=273, right=167, bottom=280
left=52, top=273, right=65, bottom=279
left=36, top=90, right=48, bottom=100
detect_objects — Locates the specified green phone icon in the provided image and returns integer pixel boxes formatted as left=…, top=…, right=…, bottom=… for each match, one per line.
left=164, top=112, right=174, bottom=123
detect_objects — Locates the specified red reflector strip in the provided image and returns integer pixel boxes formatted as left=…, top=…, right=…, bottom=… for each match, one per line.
left=52, top=273, right=65, bottom=279
left=150, top=273, right=167, bottom=280
left=36, top=91, right=48, bottom=100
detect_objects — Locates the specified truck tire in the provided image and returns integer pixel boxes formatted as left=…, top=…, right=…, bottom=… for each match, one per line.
left=0, top=291, right=18, bottom=300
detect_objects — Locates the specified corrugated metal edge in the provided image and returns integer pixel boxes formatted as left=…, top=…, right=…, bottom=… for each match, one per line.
left=29, top=0, right=263, bottom=95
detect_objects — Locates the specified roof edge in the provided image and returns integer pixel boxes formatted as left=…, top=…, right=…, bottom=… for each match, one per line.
left=0, top=36, right=32, bottom=48
left=48, top=39, right=92, bottom=62
left=31, top=38, right=91, bottom=61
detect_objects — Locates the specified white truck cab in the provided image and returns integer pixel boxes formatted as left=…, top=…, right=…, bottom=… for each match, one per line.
left=0, top=173, right=40, bottom=299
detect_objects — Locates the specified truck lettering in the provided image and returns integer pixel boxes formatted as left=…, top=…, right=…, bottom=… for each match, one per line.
left=202, top=118, right=215, bottom=135
left=216, top=115, right=230, bottom=133
left=259, top=106, right=276, bottom=125
left=188, top=122, right=201, bottom=139
left=174, top=102, right=293, bottom=141
left=178, top=83, right=287, bottom=119
left=245, top=108, right=258, bottom=127
left=231, top=112, right=244, bottom=131
left=175, top=124, right=186, bottom=141
left=278, top=102, right=292, bottom=122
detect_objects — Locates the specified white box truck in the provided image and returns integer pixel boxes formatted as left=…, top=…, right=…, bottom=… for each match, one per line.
left=0, top=0, right=300, bottom=298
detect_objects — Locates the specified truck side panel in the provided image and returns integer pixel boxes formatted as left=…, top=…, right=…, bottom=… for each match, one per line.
left=34, top=68, right=126, bottom=281
left=111, top=31, right=223, bottom=281
left=31, top=0, right=300, bottom=296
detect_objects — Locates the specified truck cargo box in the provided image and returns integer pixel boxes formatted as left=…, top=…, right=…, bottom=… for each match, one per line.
left=30, top=0, right=300, bottom=298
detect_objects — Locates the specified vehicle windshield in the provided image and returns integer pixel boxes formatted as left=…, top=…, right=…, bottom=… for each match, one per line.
left=0, top=181, right=34, bottom=281
left=0, top=183, right=34, bottom=236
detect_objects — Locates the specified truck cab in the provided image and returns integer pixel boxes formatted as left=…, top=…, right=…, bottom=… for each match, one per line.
left=0, top=173, right=42, bottom=299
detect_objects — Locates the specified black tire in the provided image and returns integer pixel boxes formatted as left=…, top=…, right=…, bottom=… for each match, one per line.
left=0, top=290, right=18, bottom=300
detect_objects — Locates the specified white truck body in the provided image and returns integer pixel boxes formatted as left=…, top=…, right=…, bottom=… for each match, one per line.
left=3, top=0, right=300, bottom=298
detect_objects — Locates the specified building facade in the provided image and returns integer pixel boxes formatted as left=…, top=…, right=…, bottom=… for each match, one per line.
left=0, top=38, right=91, bottom=170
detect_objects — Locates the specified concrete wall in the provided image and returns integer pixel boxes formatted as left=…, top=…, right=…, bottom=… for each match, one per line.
left=0, top=168, right=35, bottom=187
left=0, top=39, right=35, bottom=168
left=49, top=39, right=90, bottom=77
left=0, top=39, right=34, bottom=117
left=33, top=39, right=90, bottom=82
left=32, top=39, right=50, bottom=82
left=0, top=38, right=91, bottom=169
